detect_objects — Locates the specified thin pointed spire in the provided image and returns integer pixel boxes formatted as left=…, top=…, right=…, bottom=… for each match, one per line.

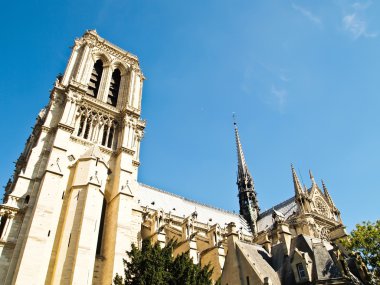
left=291, top=164, right=304, bottom=196
left=309, top=169, right=316, bottom=186
left=233, top=115, right=259, bottom=235
left=234, top=116, right=253, bottom=190
left=321, top=180, right=335, bottom=208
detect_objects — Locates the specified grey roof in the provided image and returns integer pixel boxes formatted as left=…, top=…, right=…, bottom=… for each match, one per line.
left=236, top=241, right=281, bottom=284
left=312, top=242, right=342, bottom=280
left=136, top=183, right=252, bottom=234
left=257, top=197, right=298, bottom=232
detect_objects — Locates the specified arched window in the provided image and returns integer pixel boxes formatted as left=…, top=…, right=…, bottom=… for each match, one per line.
left=87, top=59, right=104, bottom=98
left=107, top=68, right=121, bottom=107
left=24, top=195, right=30, bottom=204
left=101, top=123, right=116, bottom=149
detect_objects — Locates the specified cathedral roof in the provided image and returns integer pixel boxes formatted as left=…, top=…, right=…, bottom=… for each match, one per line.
left=257, top=197, right=298, bottom=232
left=235, top=240, right=281, bottom=284
left=137, top=183, right=252, bottom=234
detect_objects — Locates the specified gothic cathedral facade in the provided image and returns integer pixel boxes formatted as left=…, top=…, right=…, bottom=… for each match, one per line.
left=0, top=31, right=371, bottom=285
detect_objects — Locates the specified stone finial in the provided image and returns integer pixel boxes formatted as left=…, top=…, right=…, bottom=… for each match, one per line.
left=226, top=222, right=237, bottom=235
left=309, top=169, right=316, bottom=186
left=291, top=164, right=304, bottom=197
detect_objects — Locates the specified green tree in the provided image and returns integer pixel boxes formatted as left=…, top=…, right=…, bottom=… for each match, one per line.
left=342, top=220, right=380, bottom=278
left=114, top=239, right=213, bottom=285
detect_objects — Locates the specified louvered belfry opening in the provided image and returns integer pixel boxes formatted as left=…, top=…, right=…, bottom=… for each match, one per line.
left=87, top=59, right=104, bottom=98
left=107, top=68, right=121, bottom=107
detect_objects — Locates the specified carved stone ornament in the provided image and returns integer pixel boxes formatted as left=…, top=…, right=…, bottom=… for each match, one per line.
left=51, top=92, right=65, bottom=107
left=320, top=227, right=330, bottom=240
left=315, top=197, right=329, bottom=217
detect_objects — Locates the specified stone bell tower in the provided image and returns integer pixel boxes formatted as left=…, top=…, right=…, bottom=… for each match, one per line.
left=0, top=30, right=145, bottom=285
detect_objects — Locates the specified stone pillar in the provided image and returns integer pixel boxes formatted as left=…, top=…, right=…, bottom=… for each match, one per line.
left=7, top=164, right=66, bottom=285
left=99, top=64, right=112, bottom=103
left=49, top=146, right=109, bottom=285
left=77, top=43, right=92, bottom=85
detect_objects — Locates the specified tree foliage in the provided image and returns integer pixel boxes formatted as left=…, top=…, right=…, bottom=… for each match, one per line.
left=342, top=220, right=380, bottom=277
left=114, top=239, right=213, bottom=285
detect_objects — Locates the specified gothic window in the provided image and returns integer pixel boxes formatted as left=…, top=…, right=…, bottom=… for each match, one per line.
left=74, top=106, right=118, bottom=149
left=24, top=195, right=30, bottom=204
left=107, top=68, right=121, bottom=107
left=246, top=276, right=250, bottom=285
left=100, top=123, right=116, bottom=148
left=296, top=263, right=306, bottom=279
left=87, top=59, right=103, bottom=98
left=77, top=115, right=86, bottom=137
left=107, top=125, right=115, bottom=148
left=96, top=198, right=107, bottom=255
left=83, top=117, right=91, bottom=139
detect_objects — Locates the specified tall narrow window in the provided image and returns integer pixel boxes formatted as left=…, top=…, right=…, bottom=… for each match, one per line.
left=246, top=276, right=250, bottom=285
left=296, top=263, right=306, bottom=279
left=77, top=115, right=86, bottom=137
left=0, top=216, right=8, bottom=239
left=83, top=117, right=91, bottom=139
left=107, top=69, right=121, bottom=107
left=96, top=198, right=107, bottom=255
left=101, top=125, right=109, bottom=146
left=87, top=60, right=103, bottom=98
left=107, top=125, right=115, bottom=148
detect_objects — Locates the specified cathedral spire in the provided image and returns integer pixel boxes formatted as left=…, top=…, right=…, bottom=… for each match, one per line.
left=291, top=164, right=303, bottom=197
left=321, top=180, right=335, bottom=208
left=233, top=116, right=259, bottom=235
left=309, top=169, right=316, bottom=186
left=234, top=120, right=253, bottom=190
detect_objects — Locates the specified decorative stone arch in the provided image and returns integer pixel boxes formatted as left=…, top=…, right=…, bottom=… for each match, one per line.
left=91, top=51, right=112, bottom=66
left=111, top=60, right=130, bottom=75
left=109, top=61, right=131, bottom=108
left=85, top=51, right=113, bottom=102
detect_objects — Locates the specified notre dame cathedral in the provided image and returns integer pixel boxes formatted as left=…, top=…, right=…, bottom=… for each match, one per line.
left=0, top=31, right=371, bottom=285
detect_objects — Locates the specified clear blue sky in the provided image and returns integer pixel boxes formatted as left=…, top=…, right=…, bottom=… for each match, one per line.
left=0, top=1, right=379, bottom=232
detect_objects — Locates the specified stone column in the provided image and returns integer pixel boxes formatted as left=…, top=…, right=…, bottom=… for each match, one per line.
left=99, top=64, right=112, bottom=103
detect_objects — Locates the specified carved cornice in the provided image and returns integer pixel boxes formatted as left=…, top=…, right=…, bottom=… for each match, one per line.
left=41, top=126, right=51, bottom=133
left=0, top=204, right=19, bottom=216
left=83, top=30, right=140, bottom=69
left=58, top=123, right=74, bottom=133
left=67, top=80, right=87, bottom=95
left=119, top=147, right=135, bottom=155
left=125, top=105, right=142, bottom=117
left=82, top=96, right=120, bottom=117
left=99, top=145, right=113, bottom=155
left=70, top=136, right=94, bottom=147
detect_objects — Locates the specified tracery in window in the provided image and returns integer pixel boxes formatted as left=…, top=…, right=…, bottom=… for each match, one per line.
left=315, top=197, right=329, bottom=217
left=108, top=68, right=121, bottom=107
left=87, top=59, right=103, bottom=98
left=75, top=106, right=118, bottom=149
